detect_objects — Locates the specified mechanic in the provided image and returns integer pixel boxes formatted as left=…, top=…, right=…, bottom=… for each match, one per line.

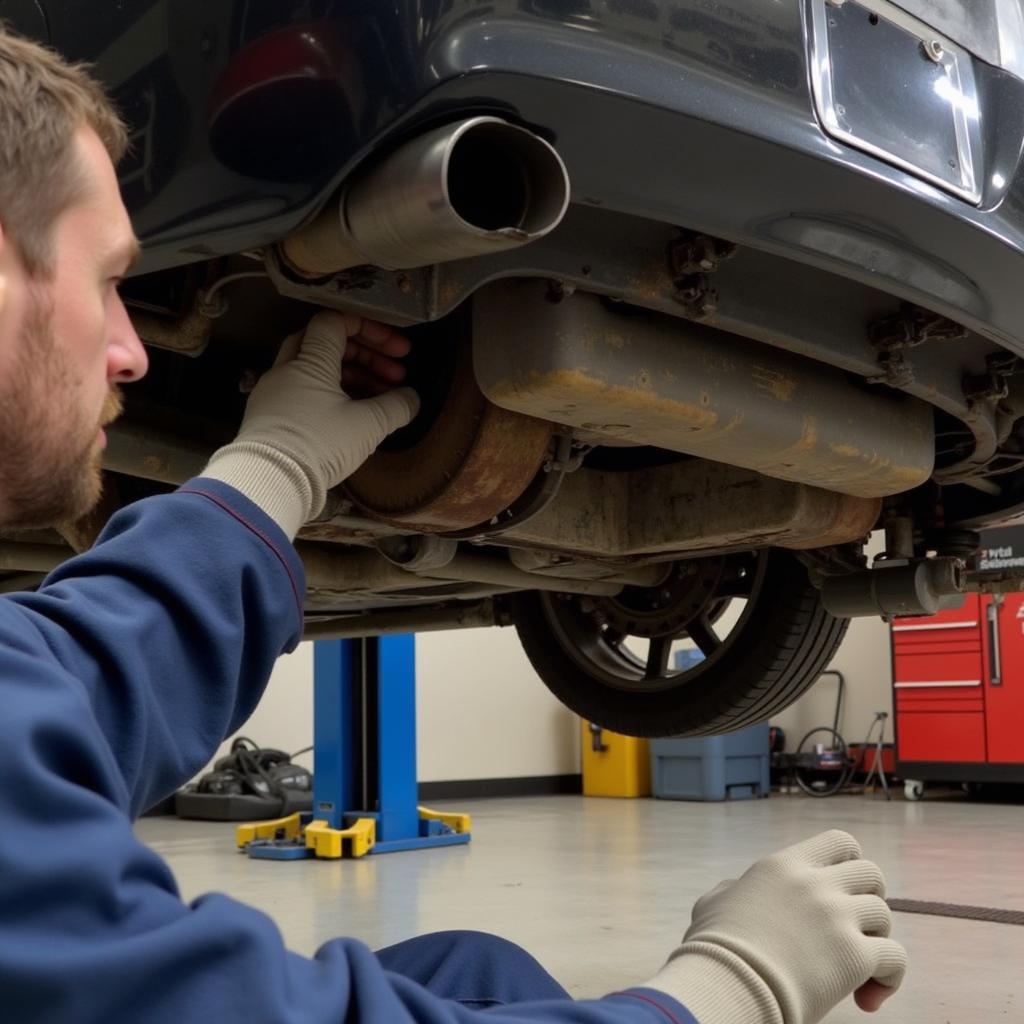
left=0, top=27, right=907, bottom=1024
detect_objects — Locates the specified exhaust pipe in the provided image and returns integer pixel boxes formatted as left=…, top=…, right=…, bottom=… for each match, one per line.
left=281, top=116, right=570, bottom=276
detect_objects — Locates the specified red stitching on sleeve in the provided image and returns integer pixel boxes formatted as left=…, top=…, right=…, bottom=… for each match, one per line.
left=179, top=487, right=304, bottom=622
left=611, top=990, right=693, bottom=1024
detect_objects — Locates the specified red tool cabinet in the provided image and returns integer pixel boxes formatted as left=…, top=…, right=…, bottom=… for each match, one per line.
left=893, top=558, right=1024, bottom=785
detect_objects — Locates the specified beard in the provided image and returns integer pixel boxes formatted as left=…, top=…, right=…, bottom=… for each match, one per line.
left=0, top=284, right=122, bottom=531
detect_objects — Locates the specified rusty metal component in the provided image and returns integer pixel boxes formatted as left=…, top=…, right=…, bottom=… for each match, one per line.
left=375, top=535, right=458, bottom=573
left=299, top=547, right=435, bottom=593
left=869, top=303, right=968, bottom=352
left=668, top=231, right=737, bottom=320
left=280, top=116, right=570, bottom=276
left=867, top=304, right=968, bottom=389
left=821, top=558, right=966, bottom=618
left=966, top=567, right=1024, bottom=593
left=103, top=422, right=211, bottom=485
left=474, top=280, right=935, bottom=499
left=417, top=550, right=624, bottom=595
left=0, top=542, right=72, bottom=573
left=266, top=204, right=995, bottom=490
left=507, top=548, right=668, bottom=586
left=496, top=460, right=881, bottom=558
left=304, top=600, right=501, bottom=640
left=131, top=308, right=213, bottom=357
left=344, top=335, right=552, bottom=529
left=299, top=544, right=624, bottom=597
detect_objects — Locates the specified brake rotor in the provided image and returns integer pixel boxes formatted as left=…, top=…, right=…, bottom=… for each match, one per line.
left=590, top=557, right=727, bottom=638
left=343, top=333, right=552, bottom=530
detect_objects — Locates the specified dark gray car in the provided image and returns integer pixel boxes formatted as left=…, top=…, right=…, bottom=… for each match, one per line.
left=4, top=0, right=1023, bottom=736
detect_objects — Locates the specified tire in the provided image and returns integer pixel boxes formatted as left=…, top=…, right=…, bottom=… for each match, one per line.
left=509, top=549, right=849, bottom=738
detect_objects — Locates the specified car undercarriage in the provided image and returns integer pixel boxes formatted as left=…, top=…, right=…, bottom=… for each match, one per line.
left=7, top=0, right=1024, bottom=735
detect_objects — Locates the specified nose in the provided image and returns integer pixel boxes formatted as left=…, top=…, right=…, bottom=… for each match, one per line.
left=107, top=295, right=148, bottom=383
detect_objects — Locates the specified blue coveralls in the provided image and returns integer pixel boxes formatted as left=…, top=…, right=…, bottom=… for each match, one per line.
left=0, top=479, right=696, bottom=1024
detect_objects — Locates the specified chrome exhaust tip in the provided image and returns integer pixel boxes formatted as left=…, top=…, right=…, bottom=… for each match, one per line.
left=281, top=116, right=570, bottom=276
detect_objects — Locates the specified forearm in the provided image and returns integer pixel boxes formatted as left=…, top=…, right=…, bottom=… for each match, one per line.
left=4, top=479, right=305, bottom=816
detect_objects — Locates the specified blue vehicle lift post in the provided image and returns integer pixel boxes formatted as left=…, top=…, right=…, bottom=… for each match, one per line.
left=237, top=635, right=471, bottom=860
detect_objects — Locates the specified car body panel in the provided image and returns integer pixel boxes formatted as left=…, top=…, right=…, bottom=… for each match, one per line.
left=8, top=0, right=1024, bottom=356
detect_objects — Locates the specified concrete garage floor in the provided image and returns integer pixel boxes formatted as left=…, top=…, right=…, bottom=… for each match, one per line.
left=139, top=794, right=1023, bottom=1023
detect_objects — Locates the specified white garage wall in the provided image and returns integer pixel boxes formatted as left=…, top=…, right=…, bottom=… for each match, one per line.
left=208, top=627, right=580, bottom=783
left=415, top=627, right=580, bottom=781
left=205, top=643, right=316, bottom=775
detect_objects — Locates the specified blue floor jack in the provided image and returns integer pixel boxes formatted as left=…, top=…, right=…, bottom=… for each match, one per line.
left=236, top=635, right=471, bottom=860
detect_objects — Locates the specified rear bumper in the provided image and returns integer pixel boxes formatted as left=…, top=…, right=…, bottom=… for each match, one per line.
left=67, top=0, right=1024, bottom=351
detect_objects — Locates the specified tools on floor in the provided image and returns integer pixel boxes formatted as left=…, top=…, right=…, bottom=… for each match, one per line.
left=176, top=737, right=313, bottom=821
left=236, top=635, right=471, bottom=860
left=776, top=671, right=891, bottom=799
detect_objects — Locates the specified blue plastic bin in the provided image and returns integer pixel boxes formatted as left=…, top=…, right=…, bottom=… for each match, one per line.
left=650, top=723, right=771, bottom=801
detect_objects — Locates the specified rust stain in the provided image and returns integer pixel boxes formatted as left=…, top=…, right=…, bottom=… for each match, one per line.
left=437, top=272, right=465, bottom=313
left=829, top=442, right=862, bottom=459
left=751, top=366, right=797, bottom=402
left=826, top=442, right=930, bottom=488
left=625, top=255, right=673, bottom=304
left=505, top=368, right=719, bottom=432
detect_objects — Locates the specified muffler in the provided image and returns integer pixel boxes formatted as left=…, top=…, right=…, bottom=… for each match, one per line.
left=473, top=281, right=935, bottom=499
left=281, top=117, right=570, bottom=276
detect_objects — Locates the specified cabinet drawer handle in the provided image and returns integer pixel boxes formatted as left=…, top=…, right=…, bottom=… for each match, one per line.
left=987, top=600, right=1003, bottom=687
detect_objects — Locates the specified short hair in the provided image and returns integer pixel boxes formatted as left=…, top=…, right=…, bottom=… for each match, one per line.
left=0, top=24, right=127, bottom=277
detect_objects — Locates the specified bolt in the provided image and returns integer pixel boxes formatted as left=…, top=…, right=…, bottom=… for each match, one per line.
left=396, top=273, right=413, bottom=294
left=923, top=39, right=944, bottom=63
left=835, top=104, right=846, bottom=118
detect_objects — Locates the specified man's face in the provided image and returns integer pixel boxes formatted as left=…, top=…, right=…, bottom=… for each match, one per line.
left=0, top=126, right=148, bottom=529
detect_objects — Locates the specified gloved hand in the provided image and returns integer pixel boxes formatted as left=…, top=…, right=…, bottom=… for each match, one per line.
left=202, top=311, right=419, bottom=539
left=643, top=830, right=906, bottom=1024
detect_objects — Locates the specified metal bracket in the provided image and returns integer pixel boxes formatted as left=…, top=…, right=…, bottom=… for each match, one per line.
left=667, top=232, right=737, bottom=320
left=869, top=303, right=966, bottom=351
left=867, top=352, right=916, bottom=388
left=867, top=303, right=967, bottom=388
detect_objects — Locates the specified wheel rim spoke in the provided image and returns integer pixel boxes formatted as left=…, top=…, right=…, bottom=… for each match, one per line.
left=644, top=635, right=672, bottom=679
left=688, top=615, right=721, bottom=656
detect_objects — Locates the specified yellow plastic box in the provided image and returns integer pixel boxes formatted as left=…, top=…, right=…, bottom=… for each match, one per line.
left=581, top=721, right=651, bottom=797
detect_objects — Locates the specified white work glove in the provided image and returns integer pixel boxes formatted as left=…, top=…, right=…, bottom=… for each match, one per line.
left=202, top=312, right=419, bottom=539
left=643, top=830, right=906, bottom=1024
